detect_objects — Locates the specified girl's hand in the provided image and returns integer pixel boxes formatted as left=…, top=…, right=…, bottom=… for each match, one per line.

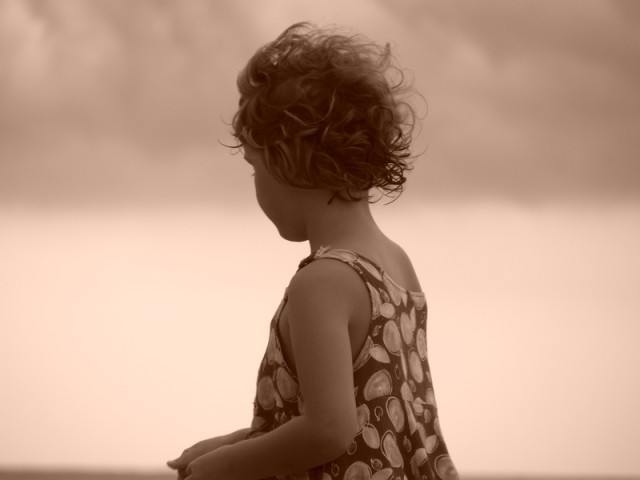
left=181, top=447, right=229, bottom=480
left=166, top=436, right=229, bottom=478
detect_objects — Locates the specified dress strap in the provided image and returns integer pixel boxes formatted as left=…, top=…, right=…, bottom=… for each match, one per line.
left=297, top=246, right=386, bottom=285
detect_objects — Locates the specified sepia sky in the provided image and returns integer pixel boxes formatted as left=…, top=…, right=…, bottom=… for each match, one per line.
left=1, top=1, right=640, bottom=477
left=1, top=0, right=639, bottom=206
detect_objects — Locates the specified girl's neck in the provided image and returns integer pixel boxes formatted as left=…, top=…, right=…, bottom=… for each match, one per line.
left=304, top=197, right=384, bottom=254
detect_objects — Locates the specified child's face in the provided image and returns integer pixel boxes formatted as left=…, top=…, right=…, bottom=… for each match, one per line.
left=243, top=145, right=311, bottom=242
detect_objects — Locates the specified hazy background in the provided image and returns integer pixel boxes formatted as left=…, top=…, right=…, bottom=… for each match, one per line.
left=1, top=0, right=639, bottom=478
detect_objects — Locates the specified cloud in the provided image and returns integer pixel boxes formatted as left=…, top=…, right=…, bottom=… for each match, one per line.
left=374, top=0, right=640, bottom=203
left=0, top=1, right=243, bottom=144
left=0, top=0, right=252, bottom=206
left=0, top=0, right=638, bottom=206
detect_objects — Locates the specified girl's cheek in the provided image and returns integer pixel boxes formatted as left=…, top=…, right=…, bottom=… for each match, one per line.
left=253, top=175, right=268, bottom=209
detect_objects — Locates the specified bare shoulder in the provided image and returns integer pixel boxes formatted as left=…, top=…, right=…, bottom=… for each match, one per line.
left=388, top=239, right=414, bottom=265
left=390, top=241, right=423, bottom=292
left=287, top=257, right=367, bottom=314
left=278, top=256, right=371, bottom=372
left=365, top=238, right=423, bottom=292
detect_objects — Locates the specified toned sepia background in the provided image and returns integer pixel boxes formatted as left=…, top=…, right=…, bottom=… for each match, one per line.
left=1, top=0, right=639, bottom=478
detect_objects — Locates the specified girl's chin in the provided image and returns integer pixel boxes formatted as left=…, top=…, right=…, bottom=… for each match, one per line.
left=275, top=225, right=307, bottom=243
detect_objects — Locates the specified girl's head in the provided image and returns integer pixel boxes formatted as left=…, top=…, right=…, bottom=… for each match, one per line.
left=231, top=22, right=417, bottom=203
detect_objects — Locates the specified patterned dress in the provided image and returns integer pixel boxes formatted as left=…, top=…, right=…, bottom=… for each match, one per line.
left=248, top=247, right=459, bottom=480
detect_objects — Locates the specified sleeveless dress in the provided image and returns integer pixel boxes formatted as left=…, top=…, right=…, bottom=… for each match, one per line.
left=248, top=247, right=459, bottom=480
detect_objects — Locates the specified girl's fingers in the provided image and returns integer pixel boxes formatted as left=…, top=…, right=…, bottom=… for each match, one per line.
left=168, top=454, right=187, bottom=469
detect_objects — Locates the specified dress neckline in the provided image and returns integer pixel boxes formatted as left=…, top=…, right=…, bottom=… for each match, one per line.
left=300, top=245, right=425, bottom=296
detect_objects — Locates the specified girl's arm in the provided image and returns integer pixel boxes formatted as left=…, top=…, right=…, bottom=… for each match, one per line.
left=167, top=427, right=251, bottom=475
left=183, top=260, right=364, bottom=480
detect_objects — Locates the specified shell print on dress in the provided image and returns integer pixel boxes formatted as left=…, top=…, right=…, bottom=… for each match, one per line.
left=353, top=336, right=374, bottom=371
left=363, top=370, right=393, bottom=401
left=415, top=328, right=428, bottom=360
left=410, top=448, right=428, bottom=480
left=370, top=345, right=391, bottom=364
left=385, top=397, right=405, bottom=433
left=256, top=376, right=276, bottom=410
left=435, top=455, right=458, bottom=480
left=400, top=308, right=416, bottom=346
left=362, top=424, right=381, bottom=449
left=276, top=367, right=298, bottom=401
left=248, top=248, right=459, bottom=480
left=343, top=461, right=371, bottom=480
left=367, top=283, right=382, bottom=319
left=354, top=337, right=391, bottom=371
left=380, top=302, right=395, bottom=319
left=381, top=431, right=404, bottom=468
left=356, top=404, right=370, bottom=431
left=382, top=320, right=402, bottom=355
left=382, top=272, right=404, bottom=307
left=408, top=351, right=424, bottom=383
left=359, top=258, right=383, bottom=282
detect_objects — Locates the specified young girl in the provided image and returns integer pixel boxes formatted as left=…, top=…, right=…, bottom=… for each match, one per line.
left=167, top=22, right=459, bottom=480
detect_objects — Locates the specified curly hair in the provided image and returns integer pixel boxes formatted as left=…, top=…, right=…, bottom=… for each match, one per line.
left=230, top=22, right=417, bottom=202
